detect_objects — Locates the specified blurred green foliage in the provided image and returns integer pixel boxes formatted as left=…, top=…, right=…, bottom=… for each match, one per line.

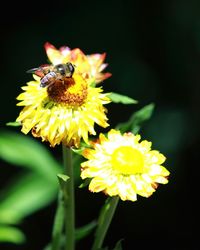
left=0, top=131, right=61, bottom=242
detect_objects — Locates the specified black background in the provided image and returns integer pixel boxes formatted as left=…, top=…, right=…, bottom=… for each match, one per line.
left=0, top=0, right=199, bottom=249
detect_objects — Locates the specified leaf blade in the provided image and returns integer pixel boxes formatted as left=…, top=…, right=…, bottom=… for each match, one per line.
left=0, top=173, right=58, bottom=224
left=75, top=220, right=97, bottom=241
left=116, top=103, right=155, bottom=134
left=109, top=92, right=138, bottom=104
left=0, top=225, right=25, bottom=244
left=0, top=130, right=61, bottom=183
left=6, top=121, right=21, bottom=127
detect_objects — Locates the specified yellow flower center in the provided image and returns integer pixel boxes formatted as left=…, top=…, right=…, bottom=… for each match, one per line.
left=111, top=146, right=144, bottom=175
left=47, top=74, right=88, bottom=107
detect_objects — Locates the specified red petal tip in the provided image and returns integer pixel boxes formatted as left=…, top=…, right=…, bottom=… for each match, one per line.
left=44, top=42, right=56, bottom=51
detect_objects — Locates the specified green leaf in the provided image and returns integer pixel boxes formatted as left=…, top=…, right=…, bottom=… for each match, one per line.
left=90, top=81, right=96, bottom=87
left=57, top=174, right=69, bottom=190
left=43, top=244, right=51, bottom=250
left=116, top=103, right=155, bottom=134
left=71, top=147, right=85, bottom=155
left=109, top=92, right=138, bottom=104
left=57, top=174, right=69, bottom=182
left=92, top=197, right=119, bottom=250
left=0, top=130, right=61, bottom=183
left=0, top=173, right=58, bottom=224
left=79, top=178, right=91, bottom=188
left=112, top=239, right=124, bottom=250
left=44, top=220, right=97, bottom=250
left=75, top=220, right=97, bottom=241
left=0, top=225, right=25, bottom=244
left=71, top=140, right=91, bottom=156
left=6, top=121, right=21, bottom=127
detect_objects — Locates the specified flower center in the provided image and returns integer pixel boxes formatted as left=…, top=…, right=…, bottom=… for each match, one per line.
left=47, top=75, right=88, bottom=107
left=111, top=146, right=144, bottom=175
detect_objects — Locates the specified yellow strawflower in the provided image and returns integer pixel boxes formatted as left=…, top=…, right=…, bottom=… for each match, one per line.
left=16, top=43, right=111, bottom=147
left=81, top=129, right=170, bottom=201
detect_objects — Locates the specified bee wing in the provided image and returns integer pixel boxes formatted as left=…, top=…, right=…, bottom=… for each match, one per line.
left=26, top=67, right=45, bottom=77
left=26, top=67, right=40, bottom=73
left=26, top=64, right=52, bottom=77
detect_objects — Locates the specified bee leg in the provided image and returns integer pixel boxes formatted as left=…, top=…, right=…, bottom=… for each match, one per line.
left=40, top=78, right=48, bottom=87
left=40, top=82, right=46, bottom=87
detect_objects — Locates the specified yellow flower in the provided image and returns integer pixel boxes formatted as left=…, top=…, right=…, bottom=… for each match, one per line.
left=44, top=42, right=111, bottom=84
left=16, top=44, right=111, bottom=147
left=81, top=129, right=170, bottom=201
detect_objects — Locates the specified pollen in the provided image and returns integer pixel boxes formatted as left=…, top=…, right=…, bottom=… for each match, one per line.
left=47, top=75, right=88, bottom=107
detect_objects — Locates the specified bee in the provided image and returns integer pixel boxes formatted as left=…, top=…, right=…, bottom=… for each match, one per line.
left=26, top=62, right=75, bottom=87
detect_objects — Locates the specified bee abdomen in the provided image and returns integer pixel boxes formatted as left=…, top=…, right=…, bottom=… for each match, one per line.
left=40, top=72, right=57, bottom=87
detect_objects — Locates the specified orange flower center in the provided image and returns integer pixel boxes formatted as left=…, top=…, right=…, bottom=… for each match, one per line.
left=47, top=75, right=88, bottom=107
left=111, top=146, right=144, bottom=175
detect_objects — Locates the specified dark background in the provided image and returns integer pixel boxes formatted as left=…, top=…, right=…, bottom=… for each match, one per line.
left=0, top=0, right=199, bottom=249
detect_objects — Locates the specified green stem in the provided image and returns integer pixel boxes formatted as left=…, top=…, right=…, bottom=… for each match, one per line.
left=62, top=144, right=75, bottom=250
left=91, top=196, right=119, bottom=250
left=51, top=191, right=64, bottom=250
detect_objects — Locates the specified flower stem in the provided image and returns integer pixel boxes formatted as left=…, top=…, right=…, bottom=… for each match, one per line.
left=62, top=144, right=75, bottom=250
left=51, top=191, right=64, bottom=250
left=91, top=196, right=119, bottom=250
